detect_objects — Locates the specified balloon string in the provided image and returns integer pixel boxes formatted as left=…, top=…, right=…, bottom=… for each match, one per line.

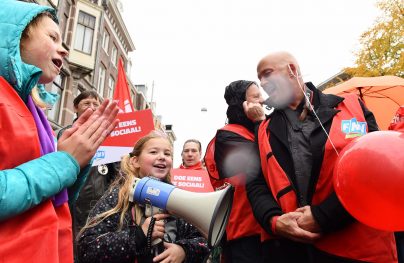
left=296, top=78, right=340, bottom=157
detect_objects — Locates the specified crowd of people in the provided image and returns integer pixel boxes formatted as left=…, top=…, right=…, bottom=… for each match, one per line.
left=0, top=1, right=402, bottom=263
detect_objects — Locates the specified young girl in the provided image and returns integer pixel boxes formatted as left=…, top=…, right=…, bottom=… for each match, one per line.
left=77, top=131, right=209, bottom=263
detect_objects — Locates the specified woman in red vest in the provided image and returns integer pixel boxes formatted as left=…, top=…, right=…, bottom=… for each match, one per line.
left=243, top=51, right=397, bottom=263
left=205, top=80, right=266, bottom=263
left=0, top=1, right=118, bottom=262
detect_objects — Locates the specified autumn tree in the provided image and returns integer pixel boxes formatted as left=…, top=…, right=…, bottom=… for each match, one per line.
left=345, top=0, right=403, bottom=77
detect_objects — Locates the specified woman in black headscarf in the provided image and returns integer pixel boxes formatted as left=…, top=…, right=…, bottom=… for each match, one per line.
left=205, top=80, right=266, bottom=263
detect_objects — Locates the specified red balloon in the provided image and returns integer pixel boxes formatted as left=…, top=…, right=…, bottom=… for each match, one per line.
left=334, top=131, right=404, bottom=231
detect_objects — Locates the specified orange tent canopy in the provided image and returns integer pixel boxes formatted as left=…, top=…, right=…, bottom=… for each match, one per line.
left=323, top=76, right=404, bottom=130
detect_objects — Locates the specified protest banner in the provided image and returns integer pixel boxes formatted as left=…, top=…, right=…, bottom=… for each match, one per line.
left=171, top=168, right=214, bottom=193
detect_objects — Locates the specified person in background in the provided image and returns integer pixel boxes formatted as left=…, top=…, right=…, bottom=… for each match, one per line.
left=180, top=139, right=205, bottom=170
left=388, top=106, right=404, bottom=132
left=205, top=80, right=265, bottom=263
left=0, top=1, right=119, bottom=262
left=77, top=131, right=209, bottom=263
left=243, top=51, right=397, bottom=262
left=58, top=90, right=103, bottom=202
left=62, top=90, right=101, bottom=128
left=58, top=90, right=119, bottom=259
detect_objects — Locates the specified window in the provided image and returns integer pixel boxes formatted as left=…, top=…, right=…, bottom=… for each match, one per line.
left=111, top=45, right=118, bottom=67
left=47, top=74, right=64, bottom=122
left=97, top=65, right=106, bottom=97
left=61, top=2, right=71, bottom=42
left=74, top=11, right=96, bottom=54
left=108, top=76, right=115, bottom=99
left=127, top=60, right=132, bottom=75
left=102, top=30, right=110, bottom=53
left=136, top=93, right=144, bottom=110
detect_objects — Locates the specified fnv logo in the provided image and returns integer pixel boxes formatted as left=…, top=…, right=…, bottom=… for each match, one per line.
left=341, top=118, right=367, bottom=138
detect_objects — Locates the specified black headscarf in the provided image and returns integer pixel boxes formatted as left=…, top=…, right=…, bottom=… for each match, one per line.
left=224, top=80, right=256, bottom=132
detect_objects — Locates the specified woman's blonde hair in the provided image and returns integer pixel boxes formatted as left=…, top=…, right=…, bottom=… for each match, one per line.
left=78, top=130, right=173, bottom=238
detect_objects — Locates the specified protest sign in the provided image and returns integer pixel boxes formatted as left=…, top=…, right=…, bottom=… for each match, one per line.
left=171, top=168, right=214, bottom=192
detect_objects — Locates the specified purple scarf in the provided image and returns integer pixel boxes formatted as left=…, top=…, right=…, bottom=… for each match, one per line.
left=27, top=96, right=68, bottom=207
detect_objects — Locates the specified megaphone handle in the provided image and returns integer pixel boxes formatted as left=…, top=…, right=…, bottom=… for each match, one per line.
left=146, top=217, right=157, bottom=250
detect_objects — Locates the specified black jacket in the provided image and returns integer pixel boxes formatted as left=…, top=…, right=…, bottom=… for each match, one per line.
left=77, top=187, right=209, bottom=263
left=246, top=83, right=379, bottom=235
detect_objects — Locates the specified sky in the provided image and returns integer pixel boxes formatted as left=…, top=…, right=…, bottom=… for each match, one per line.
left=120, top=0, right=381, bottom=165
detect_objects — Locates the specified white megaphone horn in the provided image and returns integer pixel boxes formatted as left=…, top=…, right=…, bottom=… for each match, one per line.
left=129, top=177, right=233, bottom=248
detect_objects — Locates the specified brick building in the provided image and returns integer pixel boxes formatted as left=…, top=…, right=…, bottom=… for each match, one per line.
left=25, top=0, right=175, bottom=142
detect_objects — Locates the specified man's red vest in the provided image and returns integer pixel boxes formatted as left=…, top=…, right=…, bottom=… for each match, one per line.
left=257, top=94, right=397, bottom=262
left=205, top=124, right=263, bottom=241
left=0, top=77, right=73, bottom=263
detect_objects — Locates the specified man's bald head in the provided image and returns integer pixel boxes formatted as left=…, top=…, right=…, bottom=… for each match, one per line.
left=257, top=51, right=301, bottom=80
left=257, top=51, right=305, bottom=110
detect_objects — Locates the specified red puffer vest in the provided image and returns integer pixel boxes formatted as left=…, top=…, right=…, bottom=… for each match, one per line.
left=0, top=77, right=73, bottom=263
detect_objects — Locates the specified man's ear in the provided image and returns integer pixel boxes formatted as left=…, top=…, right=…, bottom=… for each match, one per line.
left=288, top=63, right=298, bottom=78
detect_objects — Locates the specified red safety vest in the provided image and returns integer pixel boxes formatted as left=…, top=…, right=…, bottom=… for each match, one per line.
left=0, top=77, right=73, bottom=263
left=205, top=124, right=263, bottom=241
left=257, top=94, right=397, bottom=262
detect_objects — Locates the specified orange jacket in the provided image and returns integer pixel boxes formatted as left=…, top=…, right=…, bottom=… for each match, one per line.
left=257, top=94, right=397, bottom=262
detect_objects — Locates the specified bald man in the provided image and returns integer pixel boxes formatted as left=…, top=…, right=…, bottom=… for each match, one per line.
left=244, top=52, right=397, bottom=263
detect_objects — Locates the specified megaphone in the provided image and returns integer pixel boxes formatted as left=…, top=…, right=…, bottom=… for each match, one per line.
left=129, top=177, right=233, bottom=247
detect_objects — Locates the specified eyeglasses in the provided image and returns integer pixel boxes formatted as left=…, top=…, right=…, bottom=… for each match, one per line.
left=79, top=100, right=100, bottom=108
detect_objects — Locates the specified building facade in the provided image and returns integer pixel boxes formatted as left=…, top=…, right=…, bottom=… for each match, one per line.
left=25, top=0, right=175, bottom=142
left=317, top=71, right=351, bottom=91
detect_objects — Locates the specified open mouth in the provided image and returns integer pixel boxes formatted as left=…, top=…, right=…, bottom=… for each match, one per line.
left=154, top=164, right=166, bottom=169
left=52, top=58, right=63, bottom=69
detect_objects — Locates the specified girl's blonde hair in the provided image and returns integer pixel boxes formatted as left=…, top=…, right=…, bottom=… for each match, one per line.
left=78, top=130, right=173, bottom=238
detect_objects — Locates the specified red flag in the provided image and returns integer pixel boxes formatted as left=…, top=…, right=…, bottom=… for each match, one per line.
left=113, top=59, right=135, bottom=113
left=93, top=59, right=155, bottom=166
